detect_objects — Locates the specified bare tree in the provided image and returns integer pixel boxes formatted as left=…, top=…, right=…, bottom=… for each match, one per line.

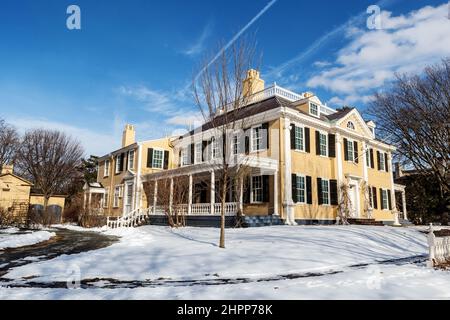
left=369, top=59, right=450, bottom=200
left=192, top=37, right=260, bottom=248
left=15, top=129, right=84, bottom=214
left=0, top=119, right=19, bottom=168
left=337, top=181, right=351, bottom=225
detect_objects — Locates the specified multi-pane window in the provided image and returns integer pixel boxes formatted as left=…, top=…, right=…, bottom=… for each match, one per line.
left=369, top=187, right=373, bottom=209
left=103, top=190, right=109, bottom=208
left=295, top=176, right=306, bottom=203
left=251, top=126, right=263, bottom=152
left=379, top=152, right=386, bottom=171
left=233, top=135, right=239, bottom=155
left=128, top=150, right=135, bottom=170
left=251, top=176, right=263, bottom=203
left=381, top=189, right=389, bottom=210
left=322, top=179, right=330, bottom=205
left=195, top=143, right=202, bottom=164
left=113, top=186, right=121, bottom=208
left=310, top=103, right=319, bottom=117
left=115, top=155, right=122, bottom=174
left=181, top=148, right=188, bottom=166
left=294, top=126, right=304, bottom=151
left=104, top=160, right=110, bottom=177
left=347, top=140, right=354, bottom=162
left=211, top=137, right=219, bottom=159
left=366, top=149, right=371, bottom=168
left=347, top=121, right=355, bottom=130
left=319, top=132, right=327, bottom=156
left=152, top=149, right=164, bottom=169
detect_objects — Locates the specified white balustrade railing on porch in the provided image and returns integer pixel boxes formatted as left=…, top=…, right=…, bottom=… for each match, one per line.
left=428, top=224, right=450, bottom=267
left=149, top=202, right=238, bottom=216
left=106, top=207, right=151, bottom=229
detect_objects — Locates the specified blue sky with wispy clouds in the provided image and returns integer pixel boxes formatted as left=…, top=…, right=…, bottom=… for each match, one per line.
left=0, top=0, right=448, bottom=156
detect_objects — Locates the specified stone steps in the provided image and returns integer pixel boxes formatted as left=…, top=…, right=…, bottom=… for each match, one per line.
left=347, top=218, right=384, bottom=226
left=243, top=215, right=284, bottom=228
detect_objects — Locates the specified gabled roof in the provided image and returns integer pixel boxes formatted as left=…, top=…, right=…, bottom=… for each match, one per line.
left=325, top=107, right=354, bottom=121
left=0, top=173, right=33, bottom=186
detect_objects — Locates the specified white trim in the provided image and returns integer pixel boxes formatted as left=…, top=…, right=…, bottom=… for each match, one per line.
left=104, top=159, right=110, bottom=178
left=250, top=124, right=267, bottom=153
left=115, top=154, right=122, bottom=174
left=293, top=173, right=307, bottom=204
left=318, top=130, right=328, bottom=157
left=250, top=175, right=263, bottom=204
left=292, top=123, right=306, bottom=152
left=334, top=108, right=374, bottom=138
left=380, top=188, right=389, bottom=211
left=127, top=150, right=135, bottom=171
left=320, top=178, right=331, bottom=206
left=194, top=142, right=203, bottom=164
left=309, top=102, right=320, bottom=118
left=135, top=143, right=143, bottom=210
left=152, top=148, right=165, bottom=169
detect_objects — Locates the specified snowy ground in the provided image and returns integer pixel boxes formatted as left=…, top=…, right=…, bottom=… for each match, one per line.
left=0, top=228, right=55, bottom=250
left=1, top=225, right=449, bottom=299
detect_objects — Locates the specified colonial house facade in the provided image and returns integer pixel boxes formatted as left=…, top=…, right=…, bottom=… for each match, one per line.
left=86, top=70, right=408, bottom=227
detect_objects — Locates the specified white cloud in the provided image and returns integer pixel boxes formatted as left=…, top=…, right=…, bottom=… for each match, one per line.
left=183, top=21, right=213, bottom=57
left=6, top=117, right=119, bottom=156
left=307, top=3, right=450, bottom=106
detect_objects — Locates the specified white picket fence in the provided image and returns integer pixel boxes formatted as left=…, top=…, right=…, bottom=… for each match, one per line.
left=427, top=224, right=450, bottom=267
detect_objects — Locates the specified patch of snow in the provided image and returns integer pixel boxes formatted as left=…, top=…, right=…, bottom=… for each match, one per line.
left=0, top=228, right=20, bottom=234
left=3, top=225, right=427, bottom=283
left=0, top=231, right=55, bottom=250
left=53, top=224, right=109, bottom=233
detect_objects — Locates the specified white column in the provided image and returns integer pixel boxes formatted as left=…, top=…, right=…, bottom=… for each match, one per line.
left=283, top=118, right=296, bottom=225
left=188, top=174, right=193, bottom=215
left=402, top=190, right=408, bottom=221
left=335, top=132, right=344, bottom=182
left=169, top=178, right=174, bottom=215
left=84, top=193, right=87, bottom=211
left=239, top=176, right=244, bottom=213
left=362, top=141, right=368, bottom=182
left=210, top=171, right=215, bottom=214
left=388, top=152, right=400, bottom=226
left=273, top=171, right=279, bottom=216
left=88, top=192, right=92, bottom=212
left=153, top=180, right=158, bottom=213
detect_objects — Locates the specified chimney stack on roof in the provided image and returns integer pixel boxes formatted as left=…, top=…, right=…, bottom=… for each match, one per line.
left=243, top=69, right=265, bottom=97
left=1, top=165, right=14, bottom=175
left=122, top=124, right=136, bottom=148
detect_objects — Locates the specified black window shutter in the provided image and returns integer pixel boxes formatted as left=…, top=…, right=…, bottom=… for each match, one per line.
left=202, top=141, right=208, bottom=161
left=147, top=148, right=154, bottom=168
left=370, top=149, right=375, bottom=169
left=372, top=187, right=378, bottom=209
left=344, top=138, right=349, bottom=161
left=317, top=178, right=323, bottom=205
left=125, top=153, right=128, bottom=171
left=315, top=131, right=320, bottom=155
left=263, top=175, right=270, bottom=203
left=354, top=141, right=359, bottom=163
left=306, top=176, right=312, bottom=204
left=262, top=123, right=269, bottom=150
left=178, top=150, right=182, bottom=167
left=380, top=189, right=385, bottom=209
left=385, top=153, right=389, bottom=172
left=244, top=177, right=251, bottom=204
left=163, top=151, right=169, bottom=169
left=190, top=144, right=195, bottom=164
left=245, top=135, right=250, bottom=155
left=305, top=128, right=310, bottom=153
left=387, top=190, right=392, bottom=210
left=330, top=180, right=338, bottom=205
left=222, top=133, right=226, bottom=158
left=291, top=174, right=297, bottom=203
left=377, top=151, right=381, bottom=170
left=328, top=134, right=336, bottom=158
left=290, top=124, right=296, bottom=150
left=119, top=153, right=125, bottom=172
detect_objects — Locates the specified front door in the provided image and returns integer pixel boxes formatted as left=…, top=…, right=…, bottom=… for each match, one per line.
left=349, top=183, right=359, bottom=218
left=125, top=183, right=134, bottom=214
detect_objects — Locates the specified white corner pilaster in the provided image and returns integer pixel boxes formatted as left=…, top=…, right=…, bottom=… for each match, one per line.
left=188, top=174, right=193, bottom=215
left=273, top=171, right=279, bottom=216
left=283, top=118, right=296, bottom=225
left=210, top=170, right=215, bottom=214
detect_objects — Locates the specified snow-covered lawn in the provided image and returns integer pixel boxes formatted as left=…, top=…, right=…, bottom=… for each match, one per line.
left=0, top=229, right=56, bottom=250
left=1, top=225, right=449, bottom=299
left=3, top=225, right=427, bottom=282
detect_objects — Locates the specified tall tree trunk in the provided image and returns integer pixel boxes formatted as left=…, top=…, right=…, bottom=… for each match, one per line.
left=219, top=176, right=227, bottom=249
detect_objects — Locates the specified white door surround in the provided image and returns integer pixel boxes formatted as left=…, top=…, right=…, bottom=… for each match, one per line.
left=124, top=182, right=134, bottom=215
left=346, top=175, right=361, bottom=218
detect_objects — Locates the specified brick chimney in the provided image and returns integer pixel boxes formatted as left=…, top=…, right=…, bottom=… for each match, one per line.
left=243, top=69, right=264, bottom=97
left=122, top=124, right=136, bottom=148
left=1, top=165, right=14, bottom=175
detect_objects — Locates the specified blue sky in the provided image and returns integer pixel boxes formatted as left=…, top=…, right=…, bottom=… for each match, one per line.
left=0, top=0, right=449, bottom=156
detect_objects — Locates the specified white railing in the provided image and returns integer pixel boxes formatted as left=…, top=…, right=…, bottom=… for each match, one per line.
left=106, top=207, right=151, bottom=229
left=428, top=224, right=450, bottom=267
left=214, top=202, right=238, bottom=216
left=149, top=202, right=238, bottom=216
left=191, top=203, right=213, bottom=215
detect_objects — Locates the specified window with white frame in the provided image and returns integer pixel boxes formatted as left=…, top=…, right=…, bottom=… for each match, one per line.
left=113, top=186, right=121, bottom=208
left=128, top=150, right=135, bottom=170
left=381, top=189, right=389, bottom=210
left=346, top=140, right=354, bottom=162
left=251, top=176, right=263, bottom=203
left=322, top=179, right=330, bottom=205
left=368, top=187, right=373, bottom=209
left=195, top=143, right=202, bottom=164
left=103, top=190, right=109, bottom=208
left=115, top=155, right=122, bottom=174
left=211, top=137, right=219, bottom=159
left=294, top=175, right=306, bottom=203
left=104, top=160, right=110, bottom=177
left=294, top=126, right=304, bottom=151
left=347, top=121, right=356, bottom=130
left=181, top=148, right=188, bottom=166
left=319, top=132, right=328, bottom=156
left=233, top=135, right=240, bottom=155
left=152, top=149, right=164, bottom=169
left=366, top=149, right=371, bottom=168
left=251, top=125, right=263, bottom=152
left=309, top=103, right=319, bottom=117
left=379, top=152, right=386, bottom=171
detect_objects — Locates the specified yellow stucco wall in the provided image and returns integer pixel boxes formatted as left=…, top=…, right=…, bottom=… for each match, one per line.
left=29, top=195, right=66, bottom=210
left=0, top=175, right=31, bottom=217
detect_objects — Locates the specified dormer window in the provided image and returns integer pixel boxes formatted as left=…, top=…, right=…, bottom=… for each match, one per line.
left=347, top=121, right=355, bottom=130
left=309, top=103, right=320, bottom=117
